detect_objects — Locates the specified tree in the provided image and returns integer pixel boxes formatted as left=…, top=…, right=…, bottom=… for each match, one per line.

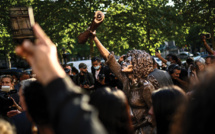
left=1, top=0, right=209, bottom=68
left=173, top=0, right=215, bottom=49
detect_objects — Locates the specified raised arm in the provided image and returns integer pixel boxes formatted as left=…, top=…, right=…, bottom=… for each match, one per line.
left=201, top=35, right=214, bottom=55
left=155, top=52, right=168, bottom=64
left=91, top=33, right=128, bottom=87
left=91, top=34, right=110, bottom=60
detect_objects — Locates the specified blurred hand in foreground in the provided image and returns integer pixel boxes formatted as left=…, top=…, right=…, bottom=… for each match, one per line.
left=15, top=23, right=66, bottom=85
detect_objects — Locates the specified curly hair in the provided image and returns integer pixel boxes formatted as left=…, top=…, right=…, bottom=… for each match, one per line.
left=127, top=50, right=153, bottom=79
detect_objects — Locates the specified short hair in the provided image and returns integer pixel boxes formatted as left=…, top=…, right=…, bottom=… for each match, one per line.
left=72, top=67, right=79, bottom=74
left=206, top=55, right=215, bottom=63
left=1, top=75, right=13, bottom=83
left=23, top=81, right=50, bottom=126
left=170, top=54, right=182, bottom=66
left=186, top=57, right=194, bottom=65
left=20, top=72, right=30, bottom=77
left=91, top=57, right=101, bottom=62
left=168, top=64, right=181, bottom=74
left=79, top=63, right=87, bottom=69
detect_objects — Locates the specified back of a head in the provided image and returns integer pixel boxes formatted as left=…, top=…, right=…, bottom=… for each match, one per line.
left=72, top=67, right=79, bottom=74
left=181, top=68, right=215, bottom=134
left=186, top=57, right=194, bottom=65
left=89, top=87, right=133, bottom=134
left=0, top=119, right=16, bottom=134
left=23, top=81, right=50, bottom=126
left=151, top=86, right=187, bottom=134
left=171, top=55, right=181, bottom=66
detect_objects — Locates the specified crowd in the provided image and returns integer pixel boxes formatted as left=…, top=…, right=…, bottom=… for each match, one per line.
left=0, top=23, right=215, bottom=134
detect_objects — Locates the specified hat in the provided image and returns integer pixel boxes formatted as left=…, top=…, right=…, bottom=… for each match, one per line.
left=79, top=63, right=87, bottom=69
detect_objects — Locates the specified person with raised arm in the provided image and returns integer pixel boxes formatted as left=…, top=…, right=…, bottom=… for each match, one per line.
left=88, top=30, right=159, bottom=134
left=15, top=23, right=106, bottom=134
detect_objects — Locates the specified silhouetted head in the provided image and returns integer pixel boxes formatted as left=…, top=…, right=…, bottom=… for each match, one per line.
left=149, top=86, right=187, bottom=134
left=89, top=87, right=133, bottom=134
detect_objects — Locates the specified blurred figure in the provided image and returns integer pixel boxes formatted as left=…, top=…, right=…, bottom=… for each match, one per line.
left=149, top=58, right=173, bottom=88
left=73, top=63, right=94, bottom=92
left=15, top=23, right=106, bottom=134
left=195, top=58, right=205, bottom=73
left=0, top=75, right=19, bottom=117
left=9, top=78, right=37, bottom=134
left=14, top=72, right=31, bottom=92
left=189, top=58, right=205, bottom=85
left=155, top=53, right=181, bottom=67
left=0, top=118, right=16, bottom=134
left=205, top=55, right=215, bottom=67
left=89, top=87, right=133, bottom=134
left=23, top=81, right=53, bottom=134
left=168, top=64, right=188, bottom=91
left=185, top=57, right=194, bottom=77
left=72, top=67, right=79, bottom=76
left=1, top=75, right=14, bottom=89
left=149, top=86, right=187, bottom=134
left=63, top=65, right=74, bottom=80
left=91, top=57, right=111, bottom=89
left=12, top=74, right=19, bottom=86
left=201, top=35, right=215, bottom=56
left=171, top=68, right=215, bottom=134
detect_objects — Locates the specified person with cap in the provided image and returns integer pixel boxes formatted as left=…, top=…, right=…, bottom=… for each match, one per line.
left=73, top=63, right=95, bottom=92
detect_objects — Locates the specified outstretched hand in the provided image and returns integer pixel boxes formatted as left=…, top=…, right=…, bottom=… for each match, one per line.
left=15, top=23, right=66, bottom=85
left=118, top=55, right=126, bottom=63
left=201, top=35, right=206, bottom=42
left=155, top=51, right=161, bottom=57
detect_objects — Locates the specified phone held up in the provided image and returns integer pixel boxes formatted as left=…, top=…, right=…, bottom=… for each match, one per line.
left=200, top=33, right=211, bottom=39
left=155, top=48, right=160, bottom=53
left=9, top=7, right=35, bottom=45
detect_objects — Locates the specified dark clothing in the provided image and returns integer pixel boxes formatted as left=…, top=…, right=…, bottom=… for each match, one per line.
left=14, top=83, right=21, bottom=92
left=91, top=66, right=111, bottom=89
left=109, top=72, right=123, bottom=90
left=10, top=111, right=32, bottom=134
left=149, top=69, right=173, bottom=88
left=0, top=91, right=19, bottom=117
left=44, top=76, right=106, bottom=134
left=73, top=72, right=94, bottom=87
left=172, top=68, right=188, bottom=91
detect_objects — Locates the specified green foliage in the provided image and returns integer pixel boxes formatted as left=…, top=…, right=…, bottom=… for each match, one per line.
left=0, top=0, right=214, bottom=62
left=173, top=0, right=215, bottom=49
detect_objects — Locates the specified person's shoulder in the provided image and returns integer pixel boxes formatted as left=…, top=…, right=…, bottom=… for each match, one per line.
left=103, top=65, right=110, bottom=71
left=152, top=68, right=168, bottom=74
left=181, top=68, right=188, bottom=73
left=87, top=72, right=93, bottom=75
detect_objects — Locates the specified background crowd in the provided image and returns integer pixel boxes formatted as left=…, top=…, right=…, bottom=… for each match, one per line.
left=0, top=0, right=215, bottom=133
left=0, top=23, right=215, bottom=134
